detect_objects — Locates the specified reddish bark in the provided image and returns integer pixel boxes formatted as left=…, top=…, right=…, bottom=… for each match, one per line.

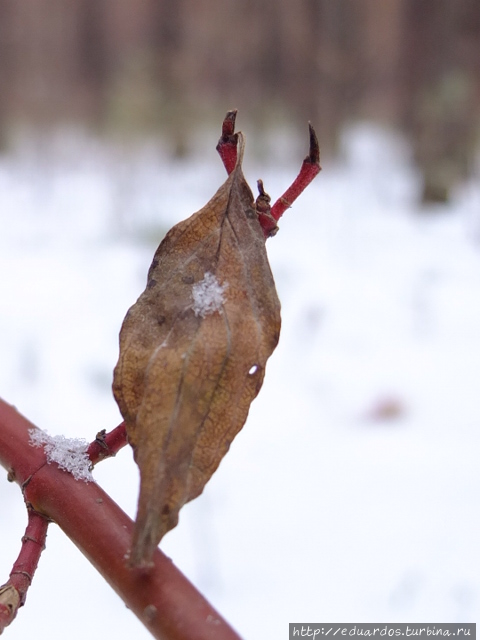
left=270, top=123, right=321, bottom=223
left=0, top=398, right=241, bottom=640
left=216, top=111, right=321, bottom=238
left=87, top=421, right=128, bottom=465
left=216, top=109, right=238, bottom=175
left=0, top=510, right=49, bottom=633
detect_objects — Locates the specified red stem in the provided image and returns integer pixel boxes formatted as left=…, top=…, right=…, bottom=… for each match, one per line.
left=0, top=398, right=242, bottom=640
left=0, top=510, right=49, bottom=633
left=216, top=111, right=321, bottom=238
left=216, top=109, right=238, bottom=175
left=87, top=422, right=128, bottom=465
left=270, top=123, right=321, bottom=223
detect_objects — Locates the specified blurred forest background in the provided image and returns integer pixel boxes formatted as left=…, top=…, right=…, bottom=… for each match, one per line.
left=0, top=0, right=479, bottom=202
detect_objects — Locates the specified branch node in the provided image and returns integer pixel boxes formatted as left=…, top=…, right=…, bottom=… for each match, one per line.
left=87, top=422, right=128, bottom=466
left=21, top=475, right=33, bottom=491
left=95, top=429, right=109, bottom=450
left=21, top=534, right=46, bottom=549
left=9, top=570, right=33, bottom=586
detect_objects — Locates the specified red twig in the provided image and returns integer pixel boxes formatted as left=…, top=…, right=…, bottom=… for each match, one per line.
left=270, top=123, right=321, bottom=223
left=0, top=398, right=242, bottom=640
left=87, top=422, right=128, bottom=465
left=216, top=110, right=321, bottom=239
left=216, top=109, right=238, bottom=175
left=255, top=179, right=279, bottom=239
left=0, top=510, right=49, bottom=633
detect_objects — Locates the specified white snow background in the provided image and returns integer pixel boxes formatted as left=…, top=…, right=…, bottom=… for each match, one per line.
left=1, top=123, right=480, bottom=639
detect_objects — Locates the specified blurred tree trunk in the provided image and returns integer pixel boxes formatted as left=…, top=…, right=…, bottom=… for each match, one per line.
left=76, top=0, right=108, bottom=126
left=401, top=0, right=480, bottom=202
left=150, top=0, right=189, bottom=155
left=0, top=0, right=11, bottom=150
left=315, top=0, right=363, bottom=155
left=357, top=0, right=404, bottom=124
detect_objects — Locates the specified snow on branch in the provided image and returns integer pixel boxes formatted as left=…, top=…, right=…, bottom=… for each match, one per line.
left=29, top=428, right=94, bottom=482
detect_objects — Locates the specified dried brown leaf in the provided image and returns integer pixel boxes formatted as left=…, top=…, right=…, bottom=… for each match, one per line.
left=113, top=134, right=281, bottom=566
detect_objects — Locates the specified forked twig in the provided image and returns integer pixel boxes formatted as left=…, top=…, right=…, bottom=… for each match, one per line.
left=216, top=110, right=321, bottom=238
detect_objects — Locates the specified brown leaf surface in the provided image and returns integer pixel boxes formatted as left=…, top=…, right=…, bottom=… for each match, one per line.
left=113, top=134, right=281, bottom=566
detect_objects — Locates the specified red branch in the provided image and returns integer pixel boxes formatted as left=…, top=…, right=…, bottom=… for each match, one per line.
left=0, top=398, right=242, bottom=640
left=215, top=109, right=238, bottom=175
left=270, top=123, right=321, bottom=223
left=0, top=510, right=49, bottom=633
left=87, top=422, right=128, bottom=465
left=216, top=110, right=321, bottom=239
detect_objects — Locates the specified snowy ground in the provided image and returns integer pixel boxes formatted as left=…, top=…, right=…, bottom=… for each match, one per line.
left=1, top=123, right=480, bottom=639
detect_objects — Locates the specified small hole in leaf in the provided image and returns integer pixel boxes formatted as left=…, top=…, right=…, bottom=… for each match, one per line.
left=248, top=365, right=258, bottom=375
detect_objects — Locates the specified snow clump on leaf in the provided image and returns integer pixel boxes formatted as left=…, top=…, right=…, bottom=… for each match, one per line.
left=192, top=272, right=228, bottom=318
